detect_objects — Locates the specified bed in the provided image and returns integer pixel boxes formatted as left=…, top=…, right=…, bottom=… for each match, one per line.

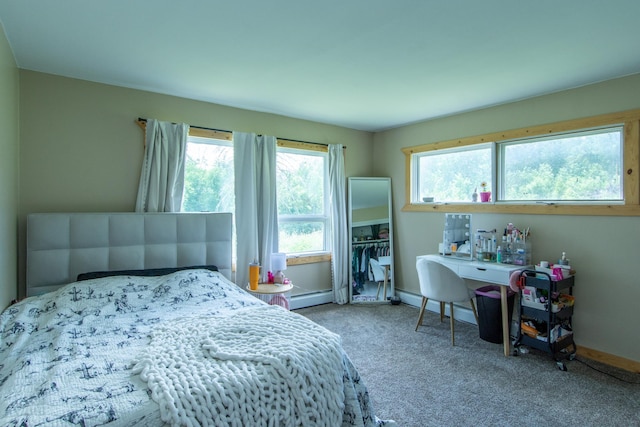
left=0, top=212, right=393, bottom=426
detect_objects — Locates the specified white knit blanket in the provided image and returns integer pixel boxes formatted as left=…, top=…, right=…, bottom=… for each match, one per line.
left=133, top=305, right=345, bottom=426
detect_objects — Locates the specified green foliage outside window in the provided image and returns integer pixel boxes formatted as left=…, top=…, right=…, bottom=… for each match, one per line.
left=181, top=139, right=328, bottom=254
left=181, top=141, right=234, bottom=213
left=276, top=150, right=327, bottom=253
left=417, top=146, right=491, bottom=203
left=414, top=127, right=622, bottom=203
left=502, top=129, right=622, bottom=201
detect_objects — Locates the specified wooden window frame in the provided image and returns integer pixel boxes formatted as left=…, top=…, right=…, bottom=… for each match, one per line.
left=401, top=109, right=640, bottom=216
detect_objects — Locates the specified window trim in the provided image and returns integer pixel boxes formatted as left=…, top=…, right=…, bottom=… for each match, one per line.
left=401, top=109, right=640, bottom=216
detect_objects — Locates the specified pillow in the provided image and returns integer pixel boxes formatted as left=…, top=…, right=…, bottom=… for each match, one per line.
left=77, top=265, right=218, bottom=281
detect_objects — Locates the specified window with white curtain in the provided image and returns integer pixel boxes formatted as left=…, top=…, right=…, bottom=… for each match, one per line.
left=181, top=135, right=330, bottom=255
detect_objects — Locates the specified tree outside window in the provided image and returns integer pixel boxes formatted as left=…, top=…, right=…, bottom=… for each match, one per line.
left=181, top=136, right=329, bottom=255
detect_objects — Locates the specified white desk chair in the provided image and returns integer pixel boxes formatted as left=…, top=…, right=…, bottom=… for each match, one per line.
left=415, top=256, right=479, bottom=345
left=369, top=257, right=391, bottom=300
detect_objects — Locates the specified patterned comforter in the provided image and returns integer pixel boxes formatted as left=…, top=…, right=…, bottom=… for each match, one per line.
left=0, top=269, right=388, bottom=426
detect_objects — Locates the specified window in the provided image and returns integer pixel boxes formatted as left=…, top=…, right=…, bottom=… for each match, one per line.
left=276, top=147, right=329, bottom=254
left=413, top=144, right=492, bottom=203
left=181, top=134, right=330, bottom=256
left=402, top=108, right=640, bottom=216
left=182, top=136, right=234, bottom=213
left=499, top=127, right=623, bottom=202
left=181, top=135, right=236, bottom=259
left=411, top=127, right=623, bottom=204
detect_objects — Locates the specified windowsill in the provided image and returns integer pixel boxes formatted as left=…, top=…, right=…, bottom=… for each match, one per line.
left=230, top=252, right=331, bottom=272
left=286, top=253, right=332, bottom=266
left=402, top=202, right=640, bottom=216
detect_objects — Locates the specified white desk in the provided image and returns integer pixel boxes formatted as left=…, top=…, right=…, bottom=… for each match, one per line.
left=417, top=254, right=529, bottom=356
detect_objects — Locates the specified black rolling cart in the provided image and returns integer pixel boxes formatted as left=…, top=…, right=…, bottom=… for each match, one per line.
left=513, top=270, right=576, bottom=370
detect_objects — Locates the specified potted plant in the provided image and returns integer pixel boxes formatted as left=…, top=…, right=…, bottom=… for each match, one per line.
left=479, top=182, right=491, bottom=202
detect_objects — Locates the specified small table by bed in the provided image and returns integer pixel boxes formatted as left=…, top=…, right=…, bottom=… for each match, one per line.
left=246, top=283, right=294, bottom=310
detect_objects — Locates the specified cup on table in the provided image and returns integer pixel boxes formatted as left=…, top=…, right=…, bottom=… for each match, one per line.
left=249, top=263, right=260, bottom=290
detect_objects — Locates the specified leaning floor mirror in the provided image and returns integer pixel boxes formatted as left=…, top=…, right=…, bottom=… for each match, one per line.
left=348, top=177, right=394, bottom=303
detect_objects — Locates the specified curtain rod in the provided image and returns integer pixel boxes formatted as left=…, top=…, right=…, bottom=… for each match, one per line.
left=137, top=117, right=230, bottom=135
left=136, top=117, right=341, bottom=149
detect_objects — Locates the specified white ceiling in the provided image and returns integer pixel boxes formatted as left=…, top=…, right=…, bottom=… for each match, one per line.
left=1, top=1, right=640, bottom=132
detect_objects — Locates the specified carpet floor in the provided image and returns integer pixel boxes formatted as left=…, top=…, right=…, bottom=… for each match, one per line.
left=295, top=302, right=640, bottom=427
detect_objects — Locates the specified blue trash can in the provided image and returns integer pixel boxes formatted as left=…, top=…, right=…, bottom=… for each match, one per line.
left=474, top=285, right=515, bottom=344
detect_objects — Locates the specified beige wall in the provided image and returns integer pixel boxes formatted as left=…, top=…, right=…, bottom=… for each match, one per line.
left=0, top=23, right=19, bottom=306
left=18, top=70, right=374, bottom=298
left=352, top=205, right=389, bottom=224
left=374, top=73, right=640, bottom=364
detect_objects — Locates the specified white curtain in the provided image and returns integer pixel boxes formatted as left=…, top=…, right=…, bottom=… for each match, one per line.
left=135, top=119, right=189, bottom=212
left=328, top=144, right=349, bottom=304
left=234, top=132, right=279, bottom=288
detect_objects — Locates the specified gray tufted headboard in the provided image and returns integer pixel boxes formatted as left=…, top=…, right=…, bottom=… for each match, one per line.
left=26, top=212, right=233, bottom=297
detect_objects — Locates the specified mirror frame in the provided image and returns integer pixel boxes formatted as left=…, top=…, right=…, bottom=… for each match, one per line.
left=348, top=177, right=394, bottom=304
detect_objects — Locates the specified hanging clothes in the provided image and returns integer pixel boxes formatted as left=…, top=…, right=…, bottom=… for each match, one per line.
left=351, top=241, right=390, bottom=287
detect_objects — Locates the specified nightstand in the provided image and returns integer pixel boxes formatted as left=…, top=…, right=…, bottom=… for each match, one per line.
left=246, top=283, right=294, bottom=310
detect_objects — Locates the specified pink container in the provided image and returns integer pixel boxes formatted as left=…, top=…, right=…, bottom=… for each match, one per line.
left=480, top=191, right=491, bottom=202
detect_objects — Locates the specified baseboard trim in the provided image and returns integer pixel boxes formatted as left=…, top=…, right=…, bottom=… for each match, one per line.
left=290, top=290, right=333, bottom=310
left=577, top=346, right=640, bottom=373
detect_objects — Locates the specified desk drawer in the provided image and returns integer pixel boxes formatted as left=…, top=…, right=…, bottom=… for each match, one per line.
left=459, top=264, right=510, bottom=285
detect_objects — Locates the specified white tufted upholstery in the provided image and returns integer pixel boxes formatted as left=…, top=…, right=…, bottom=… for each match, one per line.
left=26, top=212, right=233, bottom=297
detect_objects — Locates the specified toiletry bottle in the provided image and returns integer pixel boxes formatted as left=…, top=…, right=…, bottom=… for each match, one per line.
left=559, top=252, right=568, bottom=266
left=496, top=246, right=502, bottom=263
